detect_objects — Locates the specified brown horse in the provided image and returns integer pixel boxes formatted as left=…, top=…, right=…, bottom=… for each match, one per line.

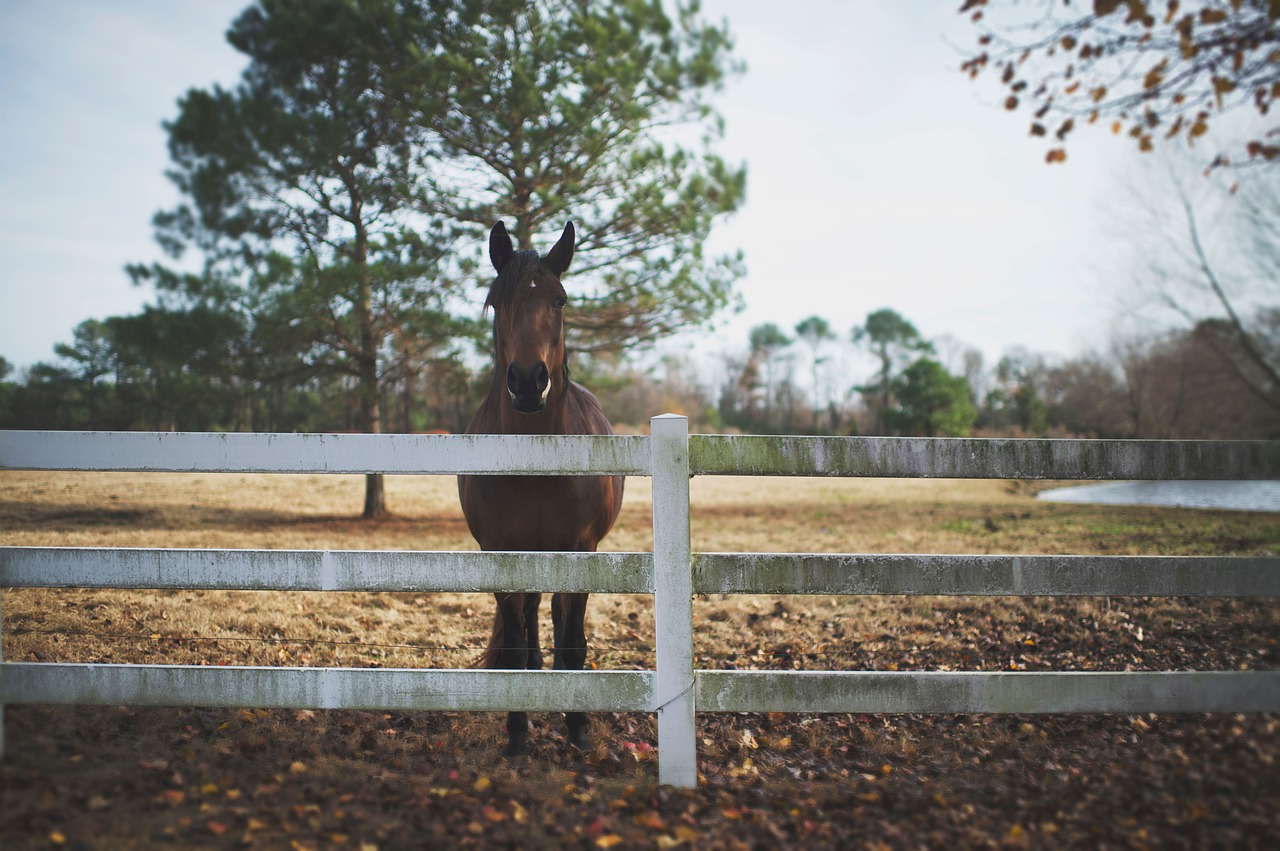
left=458, top=220, right=624, bottom=757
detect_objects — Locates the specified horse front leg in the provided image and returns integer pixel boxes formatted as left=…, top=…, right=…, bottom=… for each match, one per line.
left=522, top=592, right=544, bottom=671
left=494, top=592, right=541, bottom=757
left=551, top=591, right=590, bottom=750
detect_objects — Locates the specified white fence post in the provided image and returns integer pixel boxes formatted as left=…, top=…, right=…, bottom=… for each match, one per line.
left=650, top=414, right=695, bottom=787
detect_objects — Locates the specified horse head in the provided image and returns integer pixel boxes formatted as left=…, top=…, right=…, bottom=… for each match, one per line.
left=485, top=220, right=575, bottom=415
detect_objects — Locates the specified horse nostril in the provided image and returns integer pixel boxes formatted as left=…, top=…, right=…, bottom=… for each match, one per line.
left=506, top=362, right=551, bottom=409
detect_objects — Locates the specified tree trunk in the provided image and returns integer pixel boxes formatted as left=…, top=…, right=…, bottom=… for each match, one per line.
left=353, top=211, right=388, bottom=520
left=363, top=471, right=386, bottom=519
left=360, top=361, right=387, bottom=517
left=360, top=345, right=387, bottom=518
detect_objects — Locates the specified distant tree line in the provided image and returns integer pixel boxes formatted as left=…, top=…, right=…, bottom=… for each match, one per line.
left=4, top=296, right=1277, bottom=442
left=0, top=311, right=481, bottom=435
left=709, top=306, right=1278, bottom=440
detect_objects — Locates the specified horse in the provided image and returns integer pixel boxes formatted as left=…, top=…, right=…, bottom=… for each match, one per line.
left=458, top=220, right=625, bottom=757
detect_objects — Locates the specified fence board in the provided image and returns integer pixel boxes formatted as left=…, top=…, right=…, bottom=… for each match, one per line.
left=697, top=670, right=1280, bottom=714
left=0, top=663, right=654, bottom=713
left=0, top=547, right=654, bottom=594
left=0, top=431, right=651, bottom=476
left=693, top=553, right=1280, bottom=597
left=689, top=435, right=1280, bottom=480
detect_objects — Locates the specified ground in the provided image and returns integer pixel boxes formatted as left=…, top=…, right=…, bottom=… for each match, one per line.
left=1, top=471, right=1277, bottom=848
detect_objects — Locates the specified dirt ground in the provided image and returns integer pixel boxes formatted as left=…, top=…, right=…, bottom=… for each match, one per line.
left=1, top=470, right=1278, bottom=849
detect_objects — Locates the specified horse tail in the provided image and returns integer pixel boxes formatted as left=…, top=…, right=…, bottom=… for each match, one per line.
left=474, top=607, right=502, bottom=669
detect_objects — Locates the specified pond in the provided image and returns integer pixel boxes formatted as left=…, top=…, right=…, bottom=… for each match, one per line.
left=1037, top=480, right=1280, bottom=513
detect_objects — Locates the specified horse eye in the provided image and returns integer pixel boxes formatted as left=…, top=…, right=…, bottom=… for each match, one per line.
left=555, top=297, right=567, bottom=309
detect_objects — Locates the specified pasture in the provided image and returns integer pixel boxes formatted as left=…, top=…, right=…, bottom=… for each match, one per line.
left=2, top=470, right=1278, bottom=848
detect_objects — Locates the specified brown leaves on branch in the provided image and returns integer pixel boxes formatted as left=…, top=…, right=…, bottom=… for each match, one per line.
left=959, top=0, right=1280, bottom=169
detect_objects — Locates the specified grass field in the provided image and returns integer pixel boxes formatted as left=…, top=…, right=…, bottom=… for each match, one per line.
left=2, top=470, right=1278, bottom=848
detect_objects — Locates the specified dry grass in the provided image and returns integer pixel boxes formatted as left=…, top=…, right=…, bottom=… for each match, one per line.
left=5, top=471, right=1274, bottom=675
left=2, top=470, right=1278, bottom=848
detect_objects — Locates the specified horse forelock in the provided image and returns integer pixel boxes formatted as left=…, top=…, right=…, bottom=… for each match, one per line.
left=483, top=250, right=566, bottom=317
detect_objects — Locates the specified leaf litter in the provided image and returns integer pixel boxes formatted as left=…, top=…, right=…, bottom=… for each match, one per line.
left=1, top=471, right=1278, bottom=847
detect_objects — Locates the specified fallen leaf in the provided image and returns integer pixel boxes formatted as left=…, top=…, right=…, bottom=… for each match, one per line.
left=157, top=790, right=186, bottom=808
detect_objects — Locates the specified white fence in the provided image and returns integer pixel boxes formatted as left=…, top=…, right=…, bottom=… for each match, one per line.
left=2, top=417, right=1279, bottom=788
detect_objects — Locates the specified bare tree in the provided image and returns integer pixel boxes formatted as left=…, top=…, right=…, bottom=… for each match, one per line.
left=1115, top=158, right=1279, bottom=415
left=795, top=315, right=834, bottom=432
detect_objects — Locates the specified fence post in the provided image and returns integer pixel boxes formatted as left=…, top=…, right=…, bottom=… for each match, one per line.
left=650, top=414, right=695, bottom=787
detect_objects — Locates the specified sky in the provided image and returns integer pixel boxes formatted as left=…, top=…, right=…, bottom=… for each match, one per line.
left=0, top=1, right=1152, bottom=377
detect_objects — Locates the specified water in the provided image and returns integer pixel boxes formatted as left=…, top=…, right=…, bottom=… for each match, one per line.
left=1037, top=480, right=1280, bottom=513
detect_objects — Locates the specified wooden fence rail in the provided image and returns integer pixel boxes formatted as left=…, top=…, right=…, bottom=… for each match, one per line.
left=2, top=418, right=1278, bottom=788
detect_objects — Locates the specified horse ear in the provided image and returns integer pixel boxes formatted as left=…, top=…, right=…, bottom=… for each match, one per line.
left=489, top=221, right=513, bottom=273
left=543, top=221, right=575, bottom=277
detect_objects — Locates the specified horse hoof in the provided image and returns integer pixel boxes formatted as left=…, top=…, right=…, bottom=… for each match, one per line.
left=503, top=736, right=527, bottom=755
left=566, top=729, right=589, bottom=752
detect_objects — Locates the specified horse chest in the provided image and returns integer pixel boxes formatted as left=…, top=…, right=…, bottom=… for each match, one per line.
left=459, top=474, right=620, bottom=552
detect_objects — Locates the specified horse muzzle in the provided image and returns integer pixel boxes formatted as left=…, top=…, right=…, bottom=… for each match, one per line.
left=506, top=361, right=552, bottom=414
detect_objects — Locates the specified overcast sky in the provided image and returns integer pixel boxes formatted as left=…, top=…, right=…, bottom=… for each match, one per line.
left=1, top=1, right=1163, bottom=376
